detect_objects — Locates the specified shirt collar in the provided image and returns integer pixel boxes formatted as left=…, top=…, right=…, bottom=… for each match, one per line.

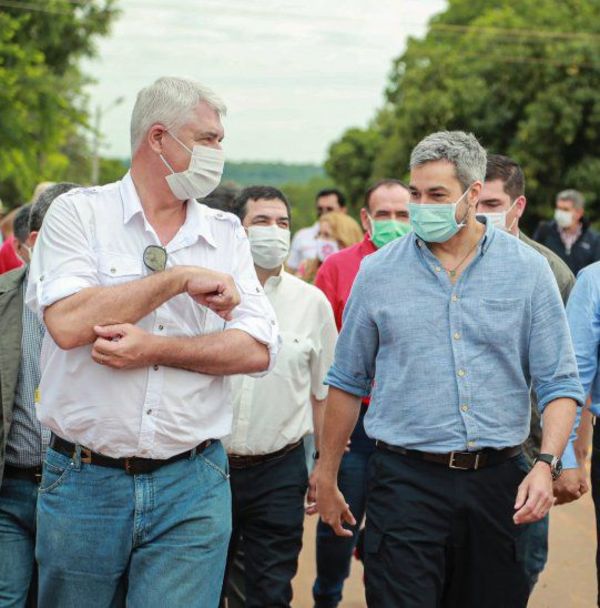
left=119, top=172, right=217, bottom=249
left=264, top=266, right=285, bottom=293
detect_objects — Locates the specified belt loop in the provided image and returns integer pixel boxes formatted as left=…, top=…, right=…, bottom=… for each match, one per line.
left=189, top=447, right=197, bottom=460
left=72, top=444, right=82, bottom=470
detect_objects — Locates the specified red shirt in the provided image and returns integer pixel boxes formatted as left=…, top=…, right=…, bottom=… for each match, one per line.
left=315, top=233, right=377, bottom=331
left=0, top=235, right=23, bottom=275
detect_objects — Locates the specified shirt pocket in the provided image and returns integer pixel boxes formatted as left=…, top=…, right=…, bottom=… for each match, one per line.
left=477, top=298, right=525, bottom=344
left=97, top=252, right=142, bottom=286
left=273, top=331, right=312, bottom=381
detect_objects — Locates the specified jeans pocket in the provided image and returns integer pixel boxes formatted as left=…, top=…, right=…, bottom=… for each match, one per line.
left=39, top=462, right=72, bottom=494
left=199, top=443, right=230, bottom=481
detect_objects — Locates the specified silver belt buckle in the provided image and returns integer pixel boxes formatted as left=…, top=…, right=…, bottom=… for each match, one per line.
left=449, top=451, right=480, bottom=470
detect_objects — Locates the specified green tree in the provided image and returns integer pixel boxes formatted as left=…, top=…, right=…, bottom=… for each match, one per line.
left=0, top=0, right=119, bottom=206
left=326, top=0, right=600, bottom=231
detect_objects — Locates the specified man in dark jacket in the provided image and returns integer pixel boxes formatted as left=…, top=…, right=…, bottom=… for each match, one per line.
left=0, top=183, right=78, bottom=607
left=533, top=189, right=600, bottom=275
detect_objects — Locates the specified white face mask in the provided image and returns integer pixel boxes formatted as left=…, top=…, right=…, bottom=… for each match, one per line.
left=316, top=239, right=339, bottom=262
left=160, top=132, right=224, bottom=200
left=555, top=208, right=574, bottom=229
left=477, top=198, right=519, bottom=232
left=248, top=225, right=290, bottom=270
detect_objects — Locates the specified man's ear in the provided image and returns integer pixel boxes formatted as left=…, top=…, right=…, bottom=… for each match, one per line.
left=26, top=231, right=38, bottom=248
left=147, top=124, right=167, bottom=154
left=360, top=207, right=371, bottom=233
left=468, top=181, right=483, bottom=207
left=515, top=196, right=527, bottom=219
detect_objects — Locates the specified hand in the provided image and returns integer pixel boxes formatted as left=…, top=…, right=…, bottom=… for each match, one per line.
left=316, top=477, right=356, bottom=537
left=305, top=463, right=319, bottom=516
left=553, top=465, right=589, bottom=505
left=185, top=268, right=240, bottom=321
left=514, top=462, right=555, bottom=525
left=92, top=324, right=154, bottom=370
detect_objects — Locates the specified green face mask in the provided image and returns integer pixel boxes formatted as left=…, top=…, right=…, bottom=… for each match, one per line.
left=369, top=217, right=412, bottom=249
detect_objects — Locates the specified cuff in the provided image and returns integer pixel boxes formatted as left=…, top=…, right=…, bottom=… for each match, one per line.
left=537, top=380, right=585, bottom=412
left=325, top=365, right=372, bottom=398
left=36, top=275, right=96, bottom=311
left=226, top=317, right=280, bottom=378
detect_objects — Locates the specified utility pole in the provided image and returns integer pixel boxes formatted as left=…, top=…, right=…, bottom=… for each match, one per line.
left=90, top=96, right=125, bottom=185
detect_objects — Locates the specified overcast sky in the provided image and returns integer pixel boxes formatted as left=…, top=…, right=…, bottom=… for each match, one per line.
left=83, top=0, right=446, bottom=164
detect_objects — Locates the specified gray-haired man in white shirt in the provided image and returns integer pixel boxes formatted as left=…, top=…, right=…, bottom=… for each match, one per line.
left=220, top=186, right=337, bottom=608
left=27, top=77, right=279, bottom=608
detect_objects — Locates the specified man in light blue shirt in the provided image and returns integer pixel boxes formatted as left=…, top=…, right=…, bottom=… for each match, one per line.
left=316, top=131, right=584, bottom=608
left=566, top=262, right=600, bottom=605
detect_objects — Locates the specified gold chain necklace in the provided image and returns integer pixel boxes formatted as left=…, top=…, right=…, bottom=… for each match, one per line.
left=443, top=238, right=481, bottom=277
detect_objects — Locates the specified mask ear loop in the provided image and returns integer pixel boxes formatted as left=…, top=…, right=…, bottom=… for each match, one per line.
left=158, top=130, right=193, bottom=174
left=505, top=198, right=520, bottom=232
left=456, top=186, right=473, bottom=228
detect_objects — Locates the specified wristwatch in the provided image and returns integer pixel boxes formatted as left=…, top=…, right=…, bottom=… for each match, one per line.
left=534, top=453, right=563, bottom=480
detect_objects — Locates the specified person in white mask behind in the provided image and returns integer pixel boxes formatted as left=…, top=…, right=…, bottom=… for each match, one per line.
left=26, top=77, right=280, bottom=607
left=221, top=186, right=337, bottom=608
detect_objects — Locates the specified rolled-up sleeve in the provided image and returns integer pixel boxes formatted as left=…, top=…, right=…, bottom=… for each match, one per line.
left=325, top=266, right=378, bottom=398
left=225, top=224, right=280, bottom=376
left=26, top=193, right=98, bottom=316
left=529, top=260, right=585, bottom=411
left=566, top=266, right=600, bottom=400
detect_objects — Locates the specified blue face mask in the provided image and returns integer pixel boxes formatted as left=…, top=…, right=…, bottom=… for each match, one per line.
left=408, top=188, right=471, bottom=243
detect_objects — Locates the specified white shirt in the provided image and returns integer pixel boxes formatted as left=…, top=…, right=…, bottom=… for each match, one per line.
left=26, top=173, right=279, bottom=459
left=225, top=270, right=337, bottom=456
left=287, top=222, right=319, bottom=270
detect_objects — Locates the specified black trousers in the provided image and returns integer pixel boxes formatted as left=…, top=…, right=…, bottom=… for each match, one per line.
left=222, top=443, right=308, bottom=608
left=591, top=423, right=600, bottom=606
left=364, top=448, right=530, bottom=608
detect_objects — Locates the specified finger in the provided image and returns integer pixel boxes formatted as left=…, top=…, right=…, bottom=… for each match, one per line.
left=94, top=324, right=127, bottom=339
left=305, top=503, right=318, bottom=516
left=331, top=518, right=353, bottom=538
left=342, top=506, right=357, bottom=527
left=91, top=350, right=104, bottom=365
left=93, top=337, right=120, bottom=356
left=514, top=481, right=529, bottom=510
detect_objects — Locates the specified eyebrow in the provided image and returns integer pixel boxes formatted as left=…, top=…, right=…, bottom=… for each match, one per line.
left=252, top=214, right=290, bottom=222
left=408, top=185, right=451, bottom=193
left=196, top=130, right=224, bottom=141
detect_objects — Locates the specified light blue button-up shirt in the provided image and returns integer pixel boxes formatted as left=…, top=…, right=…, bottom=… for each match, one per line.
left=566, top=261, right=600, bottom=416
left=326, top=220, right=584, bottom=454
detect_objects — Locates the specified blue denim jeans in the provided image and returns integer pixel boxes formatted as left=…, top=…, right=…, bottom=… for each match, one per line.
left=36, top=441, right=232, bottom=608
left=313, top=407, right=375, bottom=608
left=0, top=475, right=38, bottom=607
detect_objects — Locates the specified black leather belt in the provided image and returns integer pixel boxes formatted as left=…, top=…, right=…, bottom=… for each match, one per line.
left=228, top=439, right=304, bottom=469
left=376, top=441, right=522, bottom=471
left=49, top=433, right=213, bottom=475
left=4, top=464, right=43, bottom=484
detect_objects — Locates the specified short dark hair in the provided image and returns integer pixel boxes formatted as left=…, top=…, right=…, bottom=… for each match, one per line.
left=29, top=182, right=80, bottom=233
left=485, top=154, right=525, bottom=200
left=316, top=188, right=346, bottom=207
left=232, top=185, right=291, bottom=223
left=13, top=205, right=32, bottom=244
left=364, top=179, right=409, bottom=212
left=200, top=184, right=240, bottom=213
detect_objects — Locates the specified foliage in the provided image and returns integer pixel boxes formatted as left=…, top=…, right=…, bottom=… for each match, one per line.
left=325, top=0, right=600, bottom=232
left=222, top=162, right=324, bottom=186
left=0, top=0, right=119, bottom=207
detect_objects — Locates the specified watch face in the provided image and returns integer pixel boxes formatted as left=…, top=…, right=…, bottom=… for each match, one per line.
left=552, top=458, right=563, bottom=480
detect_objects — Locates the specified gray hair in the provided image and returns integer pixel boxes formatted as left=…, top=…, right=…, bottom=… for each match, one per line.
left=29, top=182, right=80, bottom=233
left=557, top=189, right=585, bottom=210
left=410, top=131, right=487, bottom=190
left=130, top=76, right=227, bottom=153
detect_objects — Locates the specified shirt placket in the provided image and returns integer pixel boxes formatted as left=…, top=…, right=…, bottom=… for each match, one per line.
left=233, top=376, right=255, bottom=453
left=137, top=314, right=168, bottom=455
left=418, top=240, right=483, bottom=451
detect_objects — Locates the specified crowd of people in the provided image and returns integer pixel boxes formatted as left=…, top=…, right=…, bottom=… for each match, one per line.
left=1, top=75, right=600, bottom=608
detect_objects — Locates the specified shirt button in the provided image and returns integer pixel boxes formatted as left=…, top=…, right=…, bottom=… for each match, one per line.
left=461, top=404, right=469, bottom=412
left=468, top=441, right=477, bottom=448
left=146, top=409, right=152, bottom=415
left=453, top=332, right=461, bottom=340
left=110, top=267, right=116, bottom=274
left=153, top=364, right=159, bottom=371
left=451, top=294, right=459, bottom=302
left=435, top=266, right=441, bottom=272
left=457, top=369, right=466, bottom=377
left=158, top=325, right=164, bottom=331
